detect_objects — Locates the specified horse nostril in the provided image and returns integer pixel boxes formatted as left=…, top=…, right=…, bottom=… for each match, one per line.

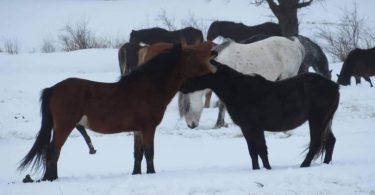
left=188, top=122, right=198, bottom=129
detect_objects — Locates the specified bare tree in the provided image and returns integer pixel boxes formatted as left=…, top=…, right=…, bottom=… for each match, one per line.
left=316, top=3, right=375, bottom=61
left=156, top=9, right=177, bottom=31
left=251, top=0, right=320, bottom=36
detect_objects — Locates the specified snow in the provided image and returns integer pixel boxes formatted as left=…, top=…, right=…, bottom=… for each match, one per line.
left=0, top=0, right=375, bottom=194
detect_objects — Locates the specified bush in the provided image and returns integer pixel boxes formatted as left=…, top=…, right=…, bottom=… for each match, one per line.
left=3, top=38, right=19, bottom=55
left=41, top=39, right=56, bottom=53
left=59, top=20, right=112, bottom=51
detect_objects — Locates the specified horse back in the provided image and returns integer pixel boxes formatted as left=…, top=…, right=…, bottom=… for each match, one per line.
left=178, top=27, right=203, bottom=45
left=342, top=48, right=375, bottom=77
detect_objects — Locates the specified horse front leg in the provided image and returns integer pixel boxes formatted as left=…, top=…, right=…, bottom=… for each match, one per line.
left=254, top=130, right=271, bottom=170
left=363, top=76, right=373, bottom=87
left=204, top=90, right=212, bottom=108
left=132, top=131, right=144, bottom=175
left=214, top=100, right=228, bottom=129
left=142, top=129, right=156, bottom=174
left=76, top=125, right=96, bottom=154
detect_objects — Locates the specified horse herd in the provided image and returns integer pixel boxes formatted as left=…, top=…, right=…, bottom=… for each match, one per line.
left=18, top=20, right=374, bottom=182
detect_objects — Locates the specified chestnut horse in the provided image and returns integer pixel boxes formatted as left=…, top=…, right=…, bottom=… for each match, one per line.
left=18, top=43, right=217, bottom=182
left=206, top=21, right=281, bottom=42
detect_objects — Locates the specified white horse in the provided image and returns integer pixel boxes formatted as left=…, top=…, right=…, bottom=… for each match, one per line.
left=179, top=36, right=305, bottom=128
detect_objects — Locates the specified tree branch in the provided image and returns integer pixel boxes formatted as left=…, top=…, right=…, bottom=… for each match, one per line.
left=266, top=0, right=279, bottom=12
left=296, top=0, right=313, bottom=8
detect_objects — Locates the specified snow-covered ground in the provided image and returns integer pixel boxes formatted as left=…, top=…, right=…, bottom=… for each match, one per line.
left=1, top=0, right=375, bottom=194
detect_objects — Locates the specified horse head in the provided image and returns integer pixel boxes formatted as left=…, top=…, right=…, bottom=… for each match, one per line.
left=336, top=73, right=351, bottom=86
left=179, top=42, right=218, bottom=78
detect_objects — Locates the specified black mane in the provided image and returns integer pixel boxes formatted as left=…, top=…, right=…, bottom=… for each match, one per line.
left=118, top=45, right=181, bottom=85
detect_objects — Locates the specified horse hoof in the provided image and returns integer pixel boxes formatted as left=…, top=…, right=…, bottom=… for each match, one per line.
left=22, top=174, right=34, bottom=183
left=213, top=123, right=228, bottom=129
left=89, top=149, right=97, bottom=155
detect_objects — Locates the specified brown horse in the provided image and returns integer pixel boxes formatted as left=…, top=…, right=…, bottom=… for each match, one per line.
left=206, top=21, right=282, bottom=42
left=337, top=47, right=375, bottom=87
left=129, top=27, right=203, bottom=45
left=18, top=43, right=217, bottom=182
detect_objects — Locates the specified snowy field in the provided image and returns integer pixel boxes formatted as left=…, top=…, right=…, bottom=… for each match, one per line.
left=1, top=0, right=375, bottom=195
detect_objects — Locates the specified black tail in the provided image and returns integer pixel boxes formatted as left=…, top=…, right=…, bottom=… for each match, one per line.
left=315, top=85, right=340, bottom=160
left=18, top=87, right=54, bottom=173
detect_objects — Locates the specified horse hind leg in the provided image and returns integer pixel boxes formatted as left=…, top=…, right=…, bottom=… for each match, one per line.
left=43, top=125, right=73, bottom=181
left=323, top=121, right=336, bottom=164
left=76, top=125, right=96, bottom=154
left=132, top=131, right=144, bottom=175
left=301, top=117, right=326, bottom=167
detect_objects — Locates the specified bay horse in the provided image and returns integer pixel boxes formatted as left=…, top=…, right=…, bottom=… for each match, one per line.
left=129, top=27, right=203, bottom=45
left=241, top=34, right=332, bottom=79
left=337, top=47, right=375, bottom=87
left=18, top=43, right=218, bottom=182
left=206, top=21, right=281, bottom=42
left=180, top=37, right=305, bottom=128
left=181, top=60, right=339, bottom=170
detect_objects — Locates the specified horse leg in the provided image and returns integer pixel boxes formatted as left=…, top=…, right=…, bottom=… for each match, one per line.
left=76, top=125, right=96, bottom=154
left=323, top=124, right=336, bottom=164
left=363, top=76, right=373, bottom=87
left=142, top=129, right=156, bottom=174
left=204, top=90, right=212, bottom=108
left=132, top=131, right=144, bottom=175
left=300, top=118, right=325, bottom=167
left=253, top=130, right=271, bottom=169
left=43, top=126, right=72, bottom=181
left=241, top=129, right=260, bottom=170
left=355, top=76, right=361, bottom=85
left=214, top=100, right=228, bottom=129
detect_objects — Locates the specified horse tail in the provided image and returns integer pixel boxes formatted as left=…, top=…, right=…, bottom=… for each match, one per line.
left=18, top=87, right=54, bottom=173
left=314, top=82, right=340, bottom=160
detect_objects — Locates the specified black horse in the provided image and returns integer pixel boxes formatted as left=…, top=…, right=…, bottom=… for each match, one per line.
left=242, top=34, right=332, bottom=79
left=181, top=60, right=339, bottom=170
left=206, top=21, right=281, bottom=42
left=129, top=27, right=203, bottom=45
left=337, top=47, right=375, bottom=87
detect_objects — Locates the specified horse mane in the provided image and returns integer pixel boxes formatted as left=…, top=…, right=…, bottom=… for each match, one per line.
left=118, top=45, right=181, bottom=85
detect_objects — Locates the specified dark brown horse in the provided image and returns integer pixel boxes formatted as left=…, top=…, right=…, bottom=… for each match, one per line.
left=337, top=47, right=375, bottom=87
left=129, top=27, right=203, bottom=45
left=206, top=21, right=281, bottom=42
left=18, top=43, right=217, bottom=182
left=118, top=42, right=144, bottom=75
left=181, top=60, right=339, bottom=170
